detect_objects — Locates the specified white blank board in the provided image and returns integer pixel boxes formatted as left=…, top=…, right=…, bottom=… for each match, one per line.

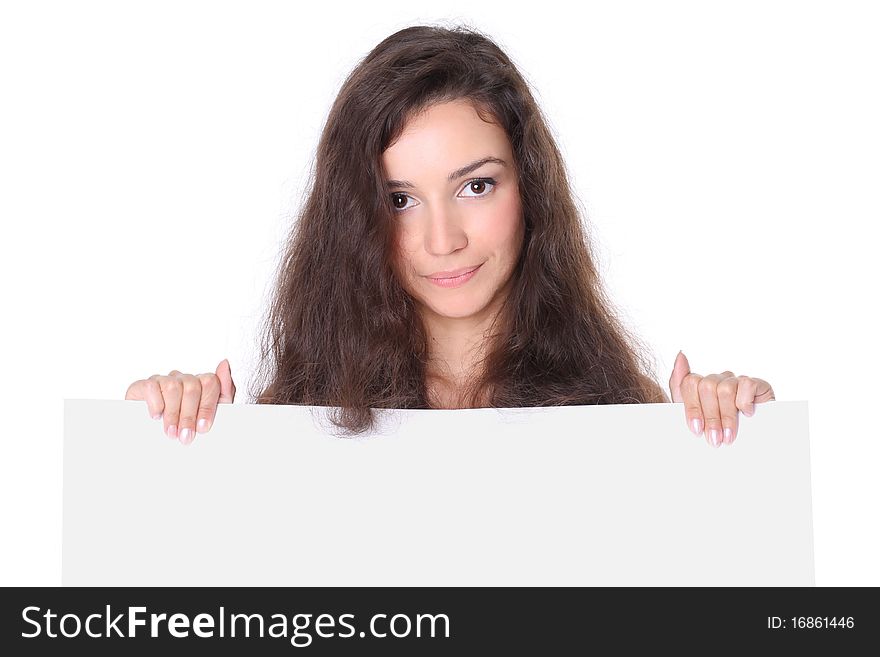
left=63, top=399, right=814, bottom=586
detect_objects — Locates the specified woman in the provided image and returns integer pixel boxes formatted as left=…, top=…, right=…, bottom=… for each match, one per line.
left=125, top=24, right=775, bottom=447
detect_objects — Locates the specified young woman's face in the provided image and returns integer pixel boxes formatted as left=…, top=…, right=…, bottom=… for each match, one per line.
left=382, top=99, right=525, bottom=323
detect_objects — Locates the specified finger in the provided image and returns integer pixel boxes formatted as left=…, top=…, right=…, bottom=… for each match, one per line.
left=142, top=376, right=166, bottom=420
left=158, top=376, right=184, bottom=440
left=668, top=351, right=690, bottom=403
left=751, top=377, right=776, bottom=406
left=735, top=375, right=758, bottom=416
left=176, top=374, right=203, bottom=445
left=216, top=359, right=236, bottom=403
left=717, top=376, right=740, bottom=445
left=195, top=373, right=222, bottom=434
left=698, top=374, right=725, bottom=448
left=125, top=379, right=161, bottom=420
left=681, top=372, right=705, bottom=438
left=124, top=380, right=143, bottom=401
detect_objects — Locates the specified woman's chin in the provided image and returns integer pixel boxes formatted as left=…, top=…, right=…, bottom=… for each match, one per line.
left=423, top=297, right=487, bottom=321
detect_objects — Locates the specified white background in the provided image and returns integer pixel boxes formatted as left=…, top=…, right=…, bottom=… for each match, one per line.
left=1, top=0, right=877, bottom=586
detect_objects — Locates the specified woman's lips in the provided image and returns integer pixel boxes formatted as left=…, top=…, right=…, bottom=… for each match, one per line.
left=425, top=263, right=482, bottom=288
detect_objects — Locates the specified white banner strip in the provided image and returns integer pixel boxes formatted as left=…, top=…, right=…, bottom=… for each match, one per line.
left=62, top=399, right=814, bottom=586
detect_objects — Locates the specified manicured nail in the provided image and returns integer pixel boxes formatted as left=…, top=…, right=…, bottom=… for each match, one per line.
left=151, top=413, right=162, bottom=421
left=167, top=424, right=178, bottom=439
left=723, top=427, right=733, bottom=444
left=197, top=418, right=208, bottom=433
left=709, top=428, right=721, bottom=447
left=690, top=418, right=703, bottom=436
left=179, top=428, right=192, bottom=444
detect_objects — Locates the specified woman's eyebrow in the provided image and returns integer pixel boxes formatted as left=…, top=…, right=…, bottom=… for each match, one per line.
left=385, top=156, right=507, bottom=189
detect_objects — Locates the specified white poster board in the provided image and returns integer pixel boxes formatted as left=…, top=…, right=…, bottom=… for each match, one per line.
left=62, top=399, right=814, bottom=586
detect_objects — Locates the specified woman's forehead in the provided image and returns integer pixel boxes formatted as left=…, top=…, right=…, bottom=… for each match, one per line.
left=382, top=102, right=511, bottom=176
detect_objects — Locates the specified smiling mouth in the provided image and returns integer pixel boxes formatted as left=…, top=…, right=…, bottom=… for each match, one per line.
left=427, top=265, right=481, bottom=280
left=425, top=263, right=482, bottom=288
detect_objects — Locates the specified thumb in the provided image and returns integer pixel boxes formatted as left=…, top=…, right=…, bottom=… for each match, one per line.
left=668, top=351, right=690, bottom=403
left=216, top=358, right=236, bottom=403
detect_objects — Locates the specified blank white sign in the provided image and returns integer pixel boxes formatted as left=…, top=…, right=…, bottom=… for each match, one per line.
left=62, top=399, right=814, bottom=586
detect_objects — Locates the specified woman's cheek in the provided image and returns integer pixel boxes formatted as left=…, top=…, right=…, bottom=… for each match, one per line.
left=393, top=238, right=421, bottom=291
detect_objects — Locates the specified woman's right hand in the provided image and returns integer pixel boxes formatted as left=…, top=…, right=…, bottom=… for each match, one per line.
left=125, top=359, right=236, bottom=444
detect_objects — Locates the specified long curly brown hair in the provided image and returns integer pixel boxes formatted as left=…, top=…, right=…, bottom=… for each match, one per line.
left=248, top=22, right=668, bottom=436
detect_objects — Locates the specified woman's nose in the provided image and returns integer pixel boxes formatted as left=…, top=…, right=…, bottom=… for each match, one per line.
left=424, top=203, right=468, bottom=255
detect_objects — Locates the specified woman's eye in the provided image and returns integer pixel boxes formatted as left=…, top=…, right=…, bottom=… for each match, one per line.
left=459, top=178, right=496, bottom=198
left=391, top=193, right=413, bottom=211
left=390, top=178, right=496, bottom=213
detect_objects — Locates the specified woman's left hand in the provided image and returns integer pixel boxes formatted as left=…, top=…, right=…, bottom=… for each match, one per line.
left=668, top=351, right=775, bottom=447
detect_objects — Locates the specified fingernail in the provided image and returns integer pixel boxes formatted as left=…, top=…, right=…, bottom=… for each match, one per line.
left=151, top=412, right=162, bottom=421
left=723, top=427, right=733, bottom=444
left=197, top=418, right=209, bottom=433
left=180, top=427, right=193, bottom=444
left=709, top=428, right=721, bottom=447
left=690, top=418, right=703, bottom=436
left=167, top=424, right=178, bottom=439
